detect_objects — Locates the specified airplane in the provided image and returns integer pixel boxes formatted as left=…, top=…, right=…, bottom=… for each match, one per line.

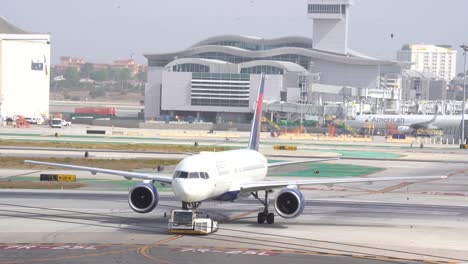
left=347, top=112, right=462, bottom=134
left=25, top=74, right=446, bottom=225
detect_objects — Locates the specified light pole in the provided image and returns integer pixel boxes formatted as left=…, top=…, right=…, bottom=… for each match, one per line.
left=460, top=44, right=468, bottom=145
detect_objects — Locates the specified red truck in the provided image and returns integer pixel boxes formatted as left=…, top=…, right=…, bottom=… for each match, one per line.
left=75, top=107, right=116, bottom=117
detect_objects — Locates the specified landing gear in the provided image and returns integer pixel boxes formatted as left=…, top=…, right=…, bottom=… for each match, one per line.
left=257, top=212, right=275, bottom=224
left=182, top=202, right=202, bottom=211
left=252, top=190, right=275, bottom=224
left=257, top=212, right=266, bottom=224
left=267, top=212, right=274, bottom=224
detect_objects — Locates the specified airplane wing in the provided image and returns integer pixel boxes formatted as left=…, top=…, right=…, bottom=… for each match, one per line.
left=268, top=158, right=339, bottom=168
left=24, top=160, right=173, bottom=184
left=409, top=114, right=438, bottom=130
left=238, top=175, right=446, bottom=193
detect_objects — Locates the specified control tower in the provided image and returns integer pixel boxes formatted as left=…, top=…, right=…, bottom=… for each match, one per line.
left=307, top=0, right=353, bottom=54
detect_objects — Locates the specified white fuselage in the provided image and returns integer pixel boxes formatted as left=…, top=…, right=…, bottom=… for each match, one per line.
left=171, top=149, right=267, bottom=202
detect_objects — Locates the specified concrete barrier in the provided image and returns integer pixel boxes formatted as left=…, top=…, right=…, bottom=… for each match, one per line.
left=278, top=134, right=372, bottom=142
left=111, top=131, right=125, bottom=136
left=158, top=132, right=241, bottom=138
left=386, top=138, right=415, bottom=144
left=87, top=130, right=106, bottom=135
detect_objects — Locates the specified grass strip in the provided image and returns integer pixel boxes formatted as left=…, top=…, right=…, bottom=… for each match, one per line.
left=0, top=139, right=231, bottom=152
left=0, top=157, right=180, bottom=170
left=0, top=181, right=85, bottom=189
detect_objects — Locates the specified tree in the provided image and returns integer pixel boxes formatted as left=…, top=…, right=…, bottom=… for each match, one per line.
left=80, top=63, right=94, bottom=79
left=90, top=69, right=109, bottom=82
left=63, top=67, right=80, bottom=87
left=136, top=71, right=147, bottom=82
left=117, top=68, right=132, bottom=81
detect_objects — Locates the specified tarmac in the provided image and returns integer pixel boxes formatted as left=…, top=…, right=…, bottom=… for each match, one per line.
left=1, top=125, right=468, bottom=263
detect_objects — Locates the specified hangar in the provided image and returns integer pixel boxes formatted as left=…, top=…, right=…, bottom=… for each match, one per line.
left=0, top=17, right=50, bottom=121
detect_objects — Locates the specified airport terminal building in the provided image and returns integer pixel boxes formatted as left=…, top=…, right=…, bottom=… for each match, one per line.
left=144, top=0, right=400, bottom=122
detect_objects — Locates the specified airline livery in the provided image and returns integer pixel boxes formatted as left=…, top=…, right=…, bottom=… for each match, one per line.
left=25, top=74, right=446, bottom=225
left=348, top=113, right=462, bottom=133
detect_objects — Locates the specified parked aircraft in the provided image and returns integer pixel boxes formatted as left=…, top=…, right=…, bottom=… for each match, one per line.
left=25, top=74, right=445, bottom=224
left=347, top=114, right=462, bottom=134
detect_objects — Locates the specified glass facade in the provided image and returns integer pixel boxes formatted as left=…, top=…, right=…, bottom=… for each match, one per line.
left=192, top=52, right=310, bottom=69
left=269, top=54, right=310, bottom=69
left=148, top=59, right=172, bottom=67
left=264, top=43, right=312, bottom=50
left=172, top=63, right=209, bottom=72
left=191, top=73, right=250, bottom=107
left=209, top=41, right=261, bottom=51
left=202, top=41, right=312, bottom=51
left=241, top=65, right=284, bottom=75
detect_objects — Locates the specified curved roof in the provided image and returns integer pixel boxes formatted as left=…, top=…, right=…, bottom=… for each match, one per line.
left=145, top=44, right=396, bottom=66
left=164, top=58, right=308, bottom=73
left=165, top=58, right=232, bottom=68
left=239, top=60, right=307, bottom=72
left=190, top=35, right=313, bottom=49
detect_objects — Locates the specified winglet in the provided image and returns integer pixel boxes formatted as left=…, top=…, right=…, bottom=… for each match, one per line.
left=248, top=73, right=266, bottom=151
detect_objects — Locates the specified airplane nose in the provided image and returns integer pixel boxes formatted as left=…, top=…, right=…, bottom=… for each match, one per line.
left=173, top=179, right=209, bottom=202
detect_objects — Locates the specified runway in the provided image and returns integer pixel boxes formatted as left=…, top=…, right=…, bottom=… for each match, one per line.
left=0, top=188, right=467, bottom=264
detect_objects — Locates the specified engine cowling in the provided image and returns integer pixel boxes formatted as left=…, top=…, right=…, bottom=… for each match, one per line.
left=397, top=126, right=412, bottom=134
left=128, top=183, right=159, bottom=213
left=274, top=188, right=305, bottom=219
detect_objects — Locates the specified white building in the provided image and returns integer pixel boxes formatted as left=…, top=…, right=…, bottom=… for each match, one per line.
left=307, top=0, right=353, bottom=54
left=0, top=17, right=50, bottom=120
left=397, top=44, right=457, bottom=81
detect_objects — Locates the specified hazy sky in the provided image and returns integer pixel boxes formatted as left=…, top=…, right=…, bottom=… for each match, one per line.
left=3, top=0, right=468, bottom=71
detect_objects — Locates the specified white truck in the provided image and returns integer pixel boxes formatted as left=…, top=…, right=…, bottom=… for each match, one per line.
left=168, top=210, right=218, bottom=235
left=61, top=119, right=71, bottom=126
left=50, top=118, right=63, bottom=128
left=50, top=119, right=71, bottom=128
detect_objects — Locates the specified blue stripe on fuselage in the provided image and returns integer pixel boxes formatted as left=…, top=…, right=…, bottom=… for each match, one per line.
left=213, top=191, right=240, bottom=201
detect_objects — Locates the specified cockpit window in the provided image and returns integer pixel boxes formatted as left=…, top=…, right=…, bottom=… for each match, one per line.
left=173, top=171, right=188, bottom=179
left=200, top=172, right=209, bottom=179
left=189, top=172, right=199, bottom=179
left=174, top=171, right=209, bottom=179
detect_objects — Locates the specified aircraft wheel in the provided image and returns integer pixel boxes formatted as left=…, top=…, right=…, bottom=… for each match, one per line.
left=257, top=212, right=266, bottom=224
left=267, top=213, right=275, bottom=224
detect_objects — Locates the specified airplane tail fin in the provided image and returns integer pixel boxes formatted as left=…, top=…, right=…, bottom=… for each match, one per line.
left=248, top=74, right=265, bottom=151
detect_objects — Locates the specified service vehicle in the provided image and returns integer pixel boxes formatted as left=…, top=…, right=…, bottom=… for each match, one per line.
left=61, top=119, right=71, bottom=126
left=168, top=210, right=218, bottom=235
left=50, top=118, right=62, bottom=128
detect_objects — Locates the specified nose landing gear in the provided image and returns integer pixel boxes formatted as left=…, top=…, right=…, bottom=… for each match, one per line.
left=252, top=190, right=275, bottom=224
left=182, top=201, right=202, bottom=210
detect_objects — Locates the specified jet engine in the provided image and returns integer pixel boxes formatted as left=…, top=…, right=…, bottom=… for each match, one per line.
left=274, top=188, right=305, bottom=218
left=397, top=126, right=412, bottom=134
left=128, top=183, right=159, bottom=213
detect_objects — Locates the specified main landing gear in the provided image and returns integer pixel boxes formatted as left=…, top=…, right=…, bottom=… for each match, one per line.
left=252, top=190, right=274, bottom=224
